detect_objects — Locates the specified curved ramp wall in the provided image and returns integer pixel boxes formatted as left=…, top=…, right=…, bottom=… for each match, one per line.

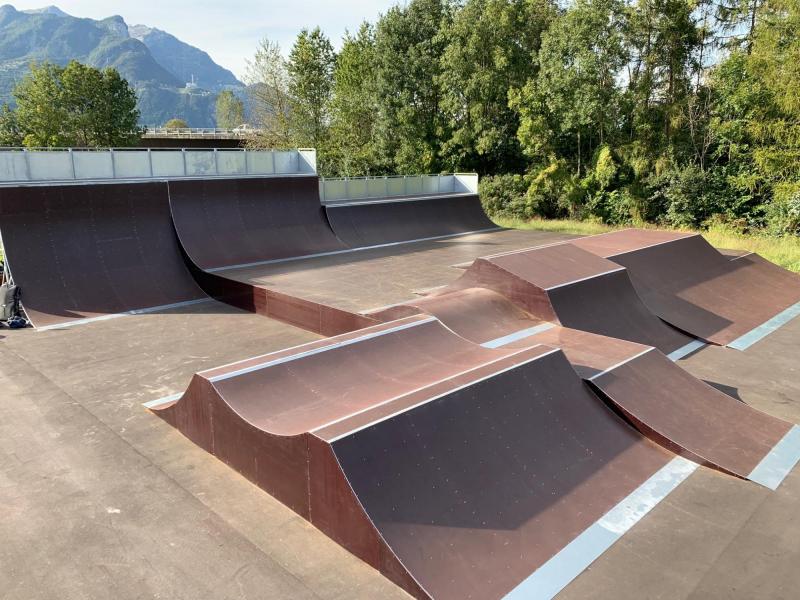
left=168, top=176, right=347, bottom=271
left=0, top=181, right=206, bottom=328
left=325, top=194, right=497, bottom=248
left=572, top=229, right=800, bottom=346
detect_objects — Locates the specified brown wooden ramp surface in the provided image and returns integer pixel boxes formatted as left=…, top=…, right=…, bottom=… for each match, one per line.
left=373, top=288, right=800, bottom=489
left=324, top=193, right=498, bottom=248
left=572, top=229, right=800, bottom=345
left=152, top=315, right=680, bottom=599
left=168, top=176, right=347, bottom=271
left=446, top=243, right=694, bottom=353
left=0, top=182, right=206, bottom=328
left=167, top=176, right=375, bottom=335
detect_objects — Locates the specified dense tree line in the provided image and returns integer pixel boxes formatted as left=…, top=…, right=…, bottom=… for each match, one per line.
left=245, top=0, right=800, bottom=235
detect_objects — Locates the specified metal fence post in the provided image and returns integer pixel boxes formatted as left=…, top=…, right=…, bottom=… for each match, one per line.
left=68, top=148, right=77, bottom=180
left=214, top=148, right=219, bottom=176
left=181, top=148, right=187, bottom=177
left=110, top=148, right=116, bottom=179
left=271, top=150, right=276, bottom=174
left=23, top=149, right=32, bottom=181
left=148, top=149, right=154, bottom=177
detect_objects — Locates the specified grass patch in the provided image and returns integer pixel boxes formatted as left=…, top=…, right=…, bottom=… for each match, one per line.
left=494, top=216, right=800, bottom=273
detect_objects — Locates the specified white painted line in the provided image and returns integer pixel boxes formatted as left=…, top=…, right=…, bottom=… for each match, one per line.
left=727, top=301, right=800, bottom=351
left=748, top=425, right=800, bottom=490
left=544, top=267, right=626, bottom=291
left=599, top=233, right=697, bottom=258
left=481, top=323, right=556, bottom=349
left=323, top=192, right=475, bottom=207
left=34, top=297, right=213, bottom=331
left=503, top=456, right=698, bottom=600
left=587, top=348, right=655, bottom=380
left=667, top=340, right=708, bottom=361
left=326, top=348, right=561, bottom=443
left=209, top=317, right=437, bottom=383
left=143, top=392, right=184, bottom=409
left=207, top=227, right=504, bottom=273
left=729, top=251, right=755, bottom=261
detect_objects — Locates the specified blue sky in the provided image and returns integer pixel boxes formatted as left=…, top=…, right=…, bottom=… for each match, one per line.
left=10, top=1, right=399, bottom=79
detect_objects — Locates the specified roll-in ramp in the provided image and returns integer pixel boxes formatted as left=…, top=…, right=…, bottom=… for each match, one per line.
left=572, top=229, right=800, bottom=346
left=0, top=181, right=206, bottom=328
left=152, top=315, right=680, bottom=599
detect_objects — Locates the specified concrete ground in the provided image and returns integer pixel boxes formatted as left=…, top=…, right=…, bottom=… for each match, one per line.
left=1, top=229, right=799, bottom=599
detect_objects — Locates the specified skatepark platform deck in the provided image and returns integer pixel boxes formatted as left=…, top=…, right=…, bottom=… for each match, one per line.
left=3, top=283, right=800, bottom=600
left=214, top=228, right=578, bottom=314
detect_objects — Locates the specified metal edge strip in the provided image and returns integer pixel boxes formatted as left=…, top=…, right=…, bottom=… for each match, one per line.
left=748, top=425, right=800, bottom=490
left=727, top=301, right=800, bottom=351
left=503, top=456, right=698, bottom=600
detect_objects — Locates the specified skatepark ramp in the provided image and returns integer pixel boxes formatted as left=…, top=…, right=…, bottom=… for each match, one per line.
left=370, top=288, right=800, bottom=489
left=168, top=176, right=347, bottom=271
left=0, top=149, right=357, bottom=330
left=321, top=173, right=499, bottom=247
left=572, top=229, right=800, bottom=348
left=446, top=242, right=694, bottom=353
left=152, top=315, right=688, bottom=599
left=0, top=181, right=206, bottom=328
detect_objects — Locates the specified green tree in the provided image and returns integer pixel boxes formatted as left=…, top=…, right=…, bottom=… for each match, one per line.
left=511, top=0, right=628, bottom=175
left=0, top=104, right=22, bottom=146
left=287, top=27, right=336, bottom=150
left=13, top=60, right=140, bottom=147
left=373, top=0, right=452, bottom=173
left=215, top=91, right=245, bottom=129
left=438, top=0, right=557, bottom=173
left=245, top=38, right=293, bottom=148
left=328, top=23, right=380, bottom=176
left=163, top=118, right=189, bottom=129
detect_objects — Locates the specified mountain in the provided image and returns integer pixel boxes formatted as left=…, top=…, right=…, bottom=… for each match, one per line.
left=129, top=24, right=240, bottom=91
left=0, top=4, right=245, bottom=126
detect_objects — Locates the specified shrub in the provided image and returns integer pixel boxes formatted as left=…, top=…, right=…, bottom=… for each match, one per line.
left=479, top=173, right=529, bottom=218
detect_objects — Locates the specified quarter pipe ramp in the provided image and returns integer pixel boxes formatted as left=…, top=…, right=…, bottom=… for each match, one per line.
left=325, top=193, right=498, bottom=248
left=168, top=176, right=347, bottom=270
left=0, top=181, right=206, bottom=328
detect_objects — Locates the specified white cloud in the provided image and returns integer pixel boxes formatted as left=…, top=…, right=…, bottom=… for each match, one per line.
left=9, top=0, right=398, bottom=78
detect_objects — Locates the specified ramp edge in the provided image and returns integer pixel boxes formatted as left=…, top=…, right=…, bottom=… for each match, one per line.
left=503, top=456, right=698, bottom=600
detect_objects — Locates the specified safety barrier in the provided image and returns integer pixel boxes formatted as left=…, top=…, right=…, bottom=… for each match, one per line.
left=319, top=173, right=478, bottom=203
left=0, top=148, right=317, bottom=183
